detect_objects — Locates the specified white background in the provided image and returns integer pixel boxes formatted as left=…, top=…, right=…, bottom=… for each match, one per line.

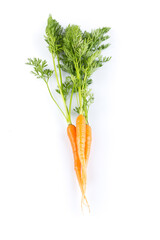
left=0, top=0, right=160, bottom=239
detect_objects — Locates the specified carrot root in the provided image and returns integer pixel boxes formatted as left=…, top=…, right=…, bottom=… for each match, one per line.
left=67, top=124, right=89, bottom=209
left=76, top=115, right=87, bottom=193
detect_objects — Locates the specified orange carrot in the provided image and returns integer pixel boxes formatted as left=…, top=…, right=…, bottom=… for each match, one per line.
left=67, top=124, right=83, bottom=192
left=85, top=124, right=92, bottom=166
left=76, top=114, right=87, bottom=193
left=67, top=124, right=89, bottom=209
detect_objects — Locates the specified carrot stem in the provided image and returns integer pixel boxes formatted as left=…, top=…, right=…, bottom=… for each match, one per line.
left=69, top=85, right=74, bottom=118
left=52, top=53, right=71, bottom=124
left=45, top=81, right=67, bottom=121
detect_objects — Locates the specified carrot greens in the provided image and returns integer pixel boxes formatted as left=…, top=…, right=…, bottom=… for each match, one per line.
left=26, top=17, right=73, bottom=124
left=60, top=24, right=111, bottom=122
left=26, top=15, right=111, bottom=124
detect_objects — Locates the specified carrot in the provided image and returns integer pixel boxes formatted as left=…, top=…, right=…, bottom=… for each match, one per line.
left=76, top=114, right=87, bottom=193
left=85, top=124, right=92, bottom=166
left=67, top=124, right=83, bottom=192
left=67, top=124, right=90, bottom=209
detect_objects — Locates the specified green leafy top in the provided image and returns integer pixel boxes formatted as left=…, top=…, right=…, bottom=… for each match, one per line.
left=63, top=25, right=88, bottom=63
left=26, top=58, right=53, bottom=82
left=60, top=23, right=111, bottom=121
left=26, top=15, right=111, bottom=124
left=45, top=15, right=64, bottom=55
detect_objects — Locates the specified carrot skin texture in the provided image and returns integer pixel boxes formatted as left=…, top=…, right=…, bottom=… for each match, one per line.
left=67, top=124, right=84, bottom=194
left=85, top=124, right=92, bottom=166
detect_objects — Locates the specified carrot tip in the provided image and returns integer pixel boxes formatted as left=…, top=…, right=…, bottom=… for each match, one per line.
left=81, top=195, right=90, bottom=213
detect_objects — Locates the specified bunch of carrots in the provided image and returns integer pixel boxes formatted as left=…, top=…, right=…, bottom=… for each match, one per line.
left=67, top=114, right=92, bottom=209
left=26, top=15, right=111, bottom=210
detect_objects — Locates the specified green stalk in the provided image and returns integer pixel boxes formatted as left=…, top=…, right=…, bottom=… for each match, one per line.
left=82, top=70, right=88, bottom=119
left=75, top=60, right=83, bottom=114
left=45, top=81, right=68, bottom=121
left=82, top=70, right=88, bottom=91
left=78, top=86, right=83, bottom=114
left=69, top=85, right=74, bottom=118
left=84, top=103, right=88, bottom=123
left=52, top=53, right=71, bottom=124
